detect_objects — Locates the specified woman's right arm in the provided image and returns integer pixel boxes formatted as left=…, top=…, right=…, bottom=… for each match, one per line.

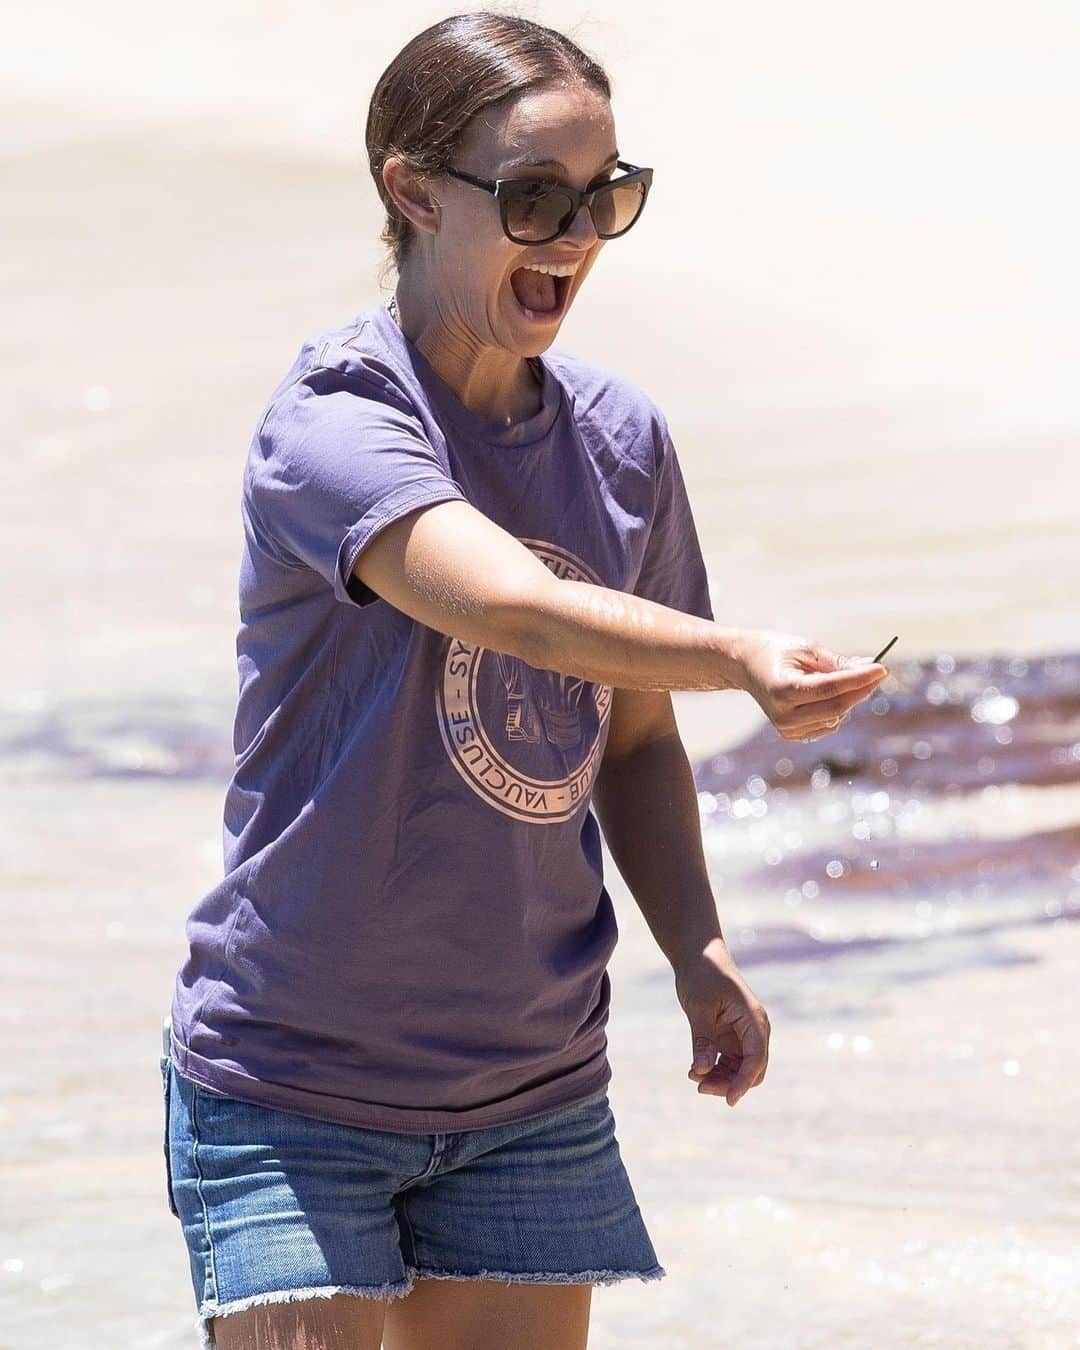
left=353, top=497, right=888, bottom=732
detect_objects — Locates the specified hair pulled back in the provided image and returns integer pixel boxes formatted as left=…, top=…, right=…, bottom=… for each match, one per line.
left=365, top=10, right=612, bottom=288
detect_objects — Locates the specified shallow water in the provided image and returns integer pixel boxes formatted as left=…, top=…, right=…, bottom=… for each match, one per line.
left=697, top=650, right=1080, bottom=917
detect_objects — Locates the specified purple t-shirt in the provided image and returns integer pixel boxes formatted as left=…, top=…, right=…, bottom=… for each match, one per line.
left=169, top=297, right=713, bottom=1133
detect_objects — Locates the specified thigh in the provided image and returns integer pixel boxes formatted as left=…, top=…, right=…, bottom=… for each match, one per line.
left=395, top=1087, right=665, bottom=1286
left=211, top=1290, right=387, bottom=1350
left=383, top=1278, right=591, bottom=1350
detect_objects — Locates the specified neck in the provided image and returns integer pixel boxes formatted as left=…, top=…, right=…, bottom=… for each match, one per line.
left=388, top=280, right=542, bottom=425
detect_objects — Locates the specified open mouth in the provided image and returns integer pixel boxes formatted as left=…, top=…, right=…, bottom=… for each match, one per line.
left=508, top=267, right=573, bottom=321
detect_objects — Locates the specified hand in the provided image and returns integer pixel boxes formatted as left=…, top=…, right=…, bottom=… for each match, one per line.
left=674, top=938, right=770, bottom=1107
left=734, top=629, right=888, bottom=741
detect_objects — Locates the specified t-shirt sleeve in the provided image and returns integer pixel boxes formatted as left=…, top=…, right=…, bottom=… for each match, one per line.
left=246, top=366, right=467, bottom=608
left=632, top=412, right=714, bottom=622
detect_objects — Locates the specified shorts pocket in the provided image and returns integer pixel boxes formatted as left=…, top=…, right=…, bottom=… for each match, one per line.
left=159, top=1055, right=180, bottom=1220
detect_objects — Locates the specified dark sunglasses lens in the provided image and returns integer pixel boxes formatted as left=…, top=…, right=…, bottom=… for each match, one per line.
left=505, top=184, right=576, bottom=242
left=505, top=178, right=647, bottom=242
left=590, top=180, right=646, bottom=237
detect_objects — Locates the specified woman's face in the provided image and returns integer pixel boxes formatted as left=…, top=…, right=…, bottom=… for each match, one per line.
left=407, top=82, right=620, bottom=355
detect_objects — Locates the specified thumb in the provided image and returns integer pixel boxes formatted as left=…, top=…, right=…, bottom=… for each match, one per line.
left=689, top=1027, right=718, bottom=1077
left=809, top=645, right=880, bottom=672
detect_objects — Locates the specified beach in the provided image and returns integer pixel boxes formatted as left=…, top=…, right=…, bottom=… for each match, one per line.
left=3, top=3, right=1079, bottom=1345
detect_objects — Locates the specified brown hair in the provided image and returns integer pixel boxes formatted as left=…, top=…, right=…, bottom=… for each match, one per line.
left=365, top=9, right=613, bottom=288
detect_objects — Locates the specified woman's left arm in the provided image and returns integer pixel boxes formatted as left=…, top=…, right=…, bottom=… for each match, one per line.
left=591, top=692, right=771, bottom=1107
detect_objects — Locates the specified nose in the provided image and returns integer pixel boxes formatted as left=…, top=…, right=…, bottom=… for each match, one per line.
left=561, top=196, right=601, bottom=248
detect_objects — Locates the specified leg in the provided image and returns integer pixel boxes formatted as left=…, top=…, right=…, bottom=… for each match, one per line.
left=210, top=1291, right=389, bottom=1350
left=382, top=1278, right=592, bottom=1350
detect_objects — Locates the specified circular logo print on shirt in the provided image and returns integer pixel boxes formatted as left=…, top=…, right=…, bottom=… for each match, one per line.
left=436, top=540, right=614, bottom=824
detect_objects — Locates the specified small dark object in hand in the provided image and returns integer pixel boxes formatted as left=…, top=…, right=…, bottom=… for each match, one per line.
left=872, top=635, right=899, bottom=664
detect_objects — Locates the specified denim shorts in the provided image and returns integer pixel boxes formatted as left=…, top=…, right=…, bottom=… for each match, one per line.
left=159, top=1055, right=665, bottom=1348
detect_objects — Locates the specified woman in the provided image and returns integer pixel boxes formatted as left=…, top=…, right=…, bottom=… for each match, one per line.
left=160, top=12, right=888, bottom=1349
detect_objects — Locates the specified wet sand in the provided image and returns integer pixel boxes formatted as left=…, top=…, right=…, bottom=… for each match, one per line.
left=4, top=6, right=1080, bottom=1345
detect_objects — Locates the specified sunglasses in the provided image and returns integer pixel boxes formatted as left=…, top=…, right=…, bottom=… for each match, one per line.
left=441, top=159, right=653, bottom=245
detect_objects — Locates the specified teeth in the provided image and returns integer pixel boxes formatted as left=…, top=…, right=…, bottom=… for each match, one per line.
left=520, top=263, right=579, bottom=276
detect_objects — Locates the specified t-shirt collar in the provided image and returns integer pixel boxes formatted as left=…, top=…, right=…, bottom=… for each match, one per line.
left=371, top=298, right=563, bottom=449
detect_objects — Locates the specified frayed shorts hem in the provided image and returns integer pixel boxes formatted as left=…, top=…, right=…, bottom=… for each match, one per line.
left=403, top=1262, right=668, bottom=1287
left=194, top=1265, right=666, bottom=1347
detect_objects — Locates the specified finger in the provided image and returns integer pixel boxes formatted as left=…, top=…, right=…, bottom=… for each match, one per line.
left=722, top=1019, right=769, bottom=1104
left=782, top=705, right=851, bottom=738
left=689, top=1024, right=739, bottom=1079
left=695, top=1054, right=764, bottom=1102
left=788, top=682, right=879, bottom=723
left=802, top=644, right=869, bottom=674
left=783, top=703, right=855, bottom=738
left=781, top=681, right=885, bottom=734
left=689, top=1028, right=718, bottom=1076
left=692, top=1026, right=744, bottom=1088
left=697, top=1040, right=767, bottom=1103
left=791, top=664, right=886, bottom=696
left=784, top=716, right=843, bottom=741
left=703, top=1060, right=767, bottom=1093
left=794, top=644, right=845, bottom=673
left=726, top=1060, right=765, bottom=1105
left=694, top=1058, right=740, bottom=1092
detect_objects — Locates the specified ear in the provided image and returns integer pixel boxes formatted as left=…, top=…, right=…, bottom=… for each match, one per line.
left=382, top=156, right=441, bottom=240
